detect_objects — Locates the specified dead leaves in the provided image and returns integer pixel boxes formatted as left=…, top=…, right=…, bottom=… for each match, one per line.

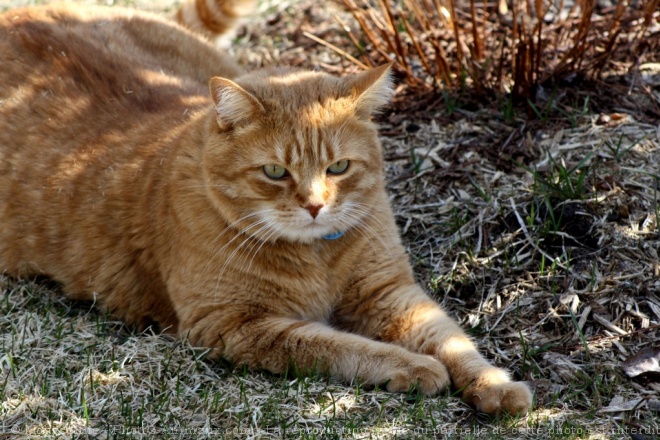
left=623, top=346, right=660, bottom=383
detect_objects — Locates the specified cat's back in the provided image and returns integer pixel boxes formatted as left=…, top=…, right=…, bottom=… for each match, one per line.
left=0, top=3, right=243, bottom=228
left=0, top=4, right=242, bottom=116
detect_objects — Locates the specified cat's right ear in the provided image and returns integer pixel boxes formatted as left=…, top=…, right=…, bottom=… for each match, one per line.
left=209, top=77, right=265, bottom=130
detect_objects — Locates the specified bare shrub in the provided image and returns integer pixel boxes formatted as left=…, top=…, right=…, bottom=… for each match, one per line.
left=340, top=0, right=659, bottom=101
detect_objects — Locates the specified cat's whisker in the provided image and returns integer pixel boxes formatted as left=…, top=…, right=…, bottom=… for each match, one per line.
left=231, top=218, right=280, bottom=274
left=339, top=210, right=391, bottom=253
left=214, top=220, right=269, bottom=277
left=244, top=223, right=279, bottom=272
left=343, top=205, right=393, bottom=241
left=243, top=221, right=286, bottom=273
left=344, top=209, right=387, bottom=237
left=211, top=216, right=277, bottom=300
left=196, top=210, right=275, bottom=287
left=346, top=222, right=381, bottom=257
left=331, top=210, right=381, bottom=256
left=343, top=202, right=390, bottom=230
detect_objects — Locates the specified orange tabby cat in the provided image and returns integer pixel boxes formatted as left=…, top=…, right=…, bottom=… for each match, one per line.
left=0, top=1, right=532, bottom=414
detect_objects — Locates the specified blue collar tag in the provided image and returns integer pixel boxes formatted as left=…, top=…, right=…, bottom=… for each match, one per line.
left=322, top=231, right=344, bottom=240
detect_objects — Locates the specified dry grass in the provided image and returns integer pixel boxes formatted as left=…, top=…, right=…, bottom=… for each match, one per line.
left=2, top=0, right=660, bottom=438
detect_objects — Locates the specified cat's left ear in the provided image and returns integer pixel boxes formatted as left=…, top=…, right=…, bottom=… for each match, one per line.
left=345, top=63, right=394, bottom=119
left=209, top=77, right=265, bottom=130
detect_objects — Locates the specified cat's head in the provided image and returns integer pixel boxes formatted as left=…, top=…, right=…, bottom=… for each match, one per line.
left=202, top=65, right=393, bottom=244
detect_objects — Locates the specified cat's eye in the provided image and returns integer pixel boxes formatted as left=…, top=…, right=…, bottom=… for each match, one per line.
left=263, top=164, right=289, bottom=179
left=327, top=160, right=349, bottom=175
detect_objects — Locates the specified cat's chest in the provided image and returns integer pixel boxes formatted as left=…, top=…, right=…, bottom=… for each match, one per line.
left=243, top=242, right=357, bottom=321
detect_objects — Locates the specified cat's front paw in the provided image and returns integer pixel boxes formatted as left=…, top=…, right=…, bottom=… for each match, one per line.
left=463, top=369, right=532, bottom=415
left=383, top=353, right=450, bottom=395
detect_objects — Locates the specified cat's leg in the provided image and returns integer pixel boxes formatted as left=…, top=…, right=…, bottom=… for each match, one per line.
left=180, top=310, right=451, bottom=393
left=337, top=278, right=532, bottom=415
left=386, top=291, right=532, bottom=415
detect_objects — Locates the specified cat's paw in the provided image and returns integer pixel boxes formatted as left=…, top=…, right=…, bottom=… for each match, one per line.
left=383, top=353, right=450, bottom=395
left=463, top=369, right=532, bottom=415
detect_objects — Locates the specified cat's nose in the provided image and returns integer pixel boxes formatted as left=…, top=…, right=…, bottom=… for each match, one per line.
left=304, top=203, right=324, bottom=219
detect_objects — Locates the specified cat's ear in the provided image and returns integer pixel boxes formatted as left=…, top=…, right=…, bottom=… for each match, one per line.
left=209, top=77, right=265, bottom=130
left=346, top=63, right=394, bottom=119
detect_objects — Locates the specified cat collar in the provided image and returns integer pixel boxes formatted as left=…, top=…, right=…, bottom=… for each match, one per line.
left=322, top=231, right=344, bottom=240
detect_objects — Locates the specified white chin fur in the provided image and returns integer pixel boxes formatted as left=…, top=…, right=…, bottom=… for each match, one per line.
left=276, top=213, right=338, bottom=243
left=281, top=223, right=335, bottom=243
left=255, top=210, right=352, bottom=243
